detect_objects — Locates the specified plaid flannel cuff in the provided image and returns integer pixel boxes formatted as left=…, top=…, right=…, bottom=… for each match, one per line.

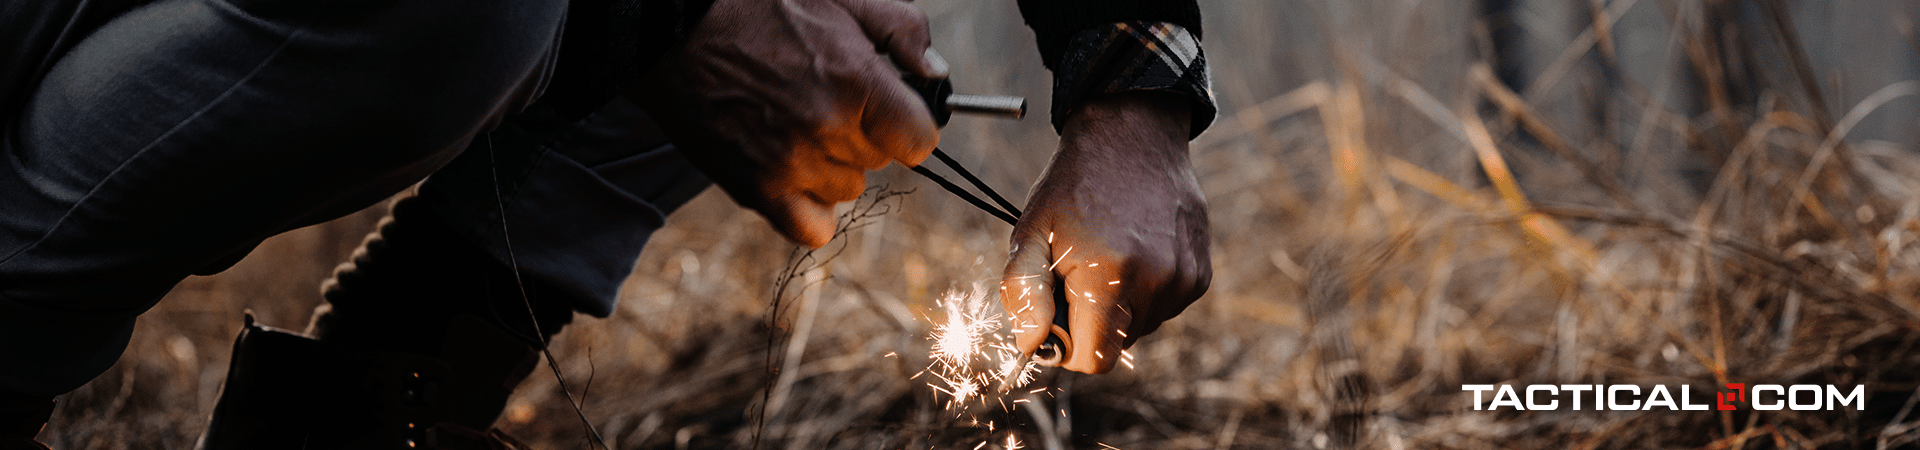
left=1051, top=21, right=1218, bottom=139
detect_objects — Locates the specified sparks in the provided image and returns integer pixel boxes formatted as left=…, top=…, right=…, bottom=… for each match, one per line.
left=1048, top=247, right=1074, bottom=271
left=919, top=283, right=1059, bottom=449
left=923, top=283, right=1040, bottom=412
left=1097, top=443, right=1121, bottom=450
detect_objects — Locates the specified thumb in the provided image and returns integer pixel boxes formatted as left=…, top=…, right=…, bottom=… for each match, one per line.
left=838, top=0, right=948, bottom=79
left=1000, top=226, right=1063, bottom=364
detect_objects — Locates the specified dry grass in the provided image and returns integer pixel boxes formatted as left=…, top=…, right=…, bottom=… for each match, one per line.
left=39, top=0, right=1920, bottom=449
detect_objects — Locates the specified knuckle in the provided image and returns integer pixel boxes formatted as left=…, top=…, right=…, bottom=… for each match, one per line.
left=825, top=61, right=868, bottom=83
left=789, top=103, right=841, bottom=131
left=901, top=7, right=931, bottom=36
left=867, top=0, right=930, bottom=35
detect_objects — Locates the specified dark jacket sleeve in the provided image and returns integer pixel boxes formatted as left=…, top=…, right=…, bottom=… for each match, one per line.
left=538, top=0, right=716, bottom=121
left=1017, top=0, right=1217, bottom=138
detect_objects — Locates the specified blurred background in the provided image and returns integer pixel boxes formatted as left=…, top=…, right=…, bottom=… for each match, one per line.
left=42, top=0, right=1920, bottom=448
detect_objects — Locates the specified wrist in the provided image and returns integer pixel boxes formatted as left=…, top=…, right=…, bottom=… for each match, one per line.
left=1059, top=91, right=1192, bottom=164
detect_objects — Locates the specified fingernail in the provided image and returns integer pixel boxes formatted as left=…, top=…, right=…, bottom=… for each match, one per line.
left=923, top=48, right=950, bottom=78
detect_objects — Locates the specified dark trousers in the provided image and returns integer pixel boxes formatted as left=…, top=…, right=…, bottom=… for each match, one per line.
left=0, top=0, right=708, bottom=400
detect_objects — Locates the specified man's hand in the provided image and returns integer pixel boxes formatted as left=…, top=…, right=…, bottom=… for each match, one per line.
left=629, top=0, right=947, bottom=248
left=1000, top=92, right=1211, bottom=374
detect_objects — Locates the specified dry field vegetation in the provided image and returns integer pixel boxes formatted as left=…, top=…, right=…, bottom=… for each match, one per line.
left=38, top=0, right=1920, bottom=449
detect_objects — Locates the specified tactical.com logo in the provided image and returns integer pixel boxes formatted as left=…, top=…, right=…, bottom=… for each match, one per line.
left=1462, top=383, right=1866, bottom=411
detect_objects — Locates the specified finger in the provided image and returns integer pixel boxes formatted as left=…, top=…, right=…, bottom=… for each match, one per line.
left=860, top=75, right=939, bottom=166
left=1057, top=259, right=1129, bottom=374
left=1162, top=251, right=1213, bottom=331
left=814, top=127, right=896, bottom=170
left=757, top=188, right=838, bottom=248
left=1178, top=216, right=1215, bottom=306
left=999, top=223, right=1057, bottom=360
left=1128, top=245, right=1210, bottom=343
left=838, top=0, right=946, bottom=78
left=802, top=163, right=869, bottom=204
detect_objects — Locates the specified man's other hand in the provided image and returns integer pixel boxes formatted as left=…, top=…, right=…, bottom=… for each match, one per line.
left=1000, top=92, right=1211, bottom=374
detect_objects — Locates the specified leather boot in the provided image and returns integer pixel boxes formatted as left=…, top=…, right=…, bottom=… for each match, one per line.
left=0, top=397, right=53, bottom=450
left=196, top=314, right=540, bottom=450
left=198, top=194, right=574, bottom=450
